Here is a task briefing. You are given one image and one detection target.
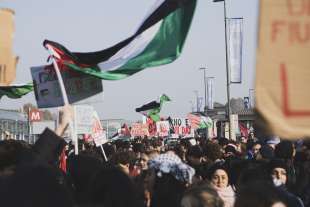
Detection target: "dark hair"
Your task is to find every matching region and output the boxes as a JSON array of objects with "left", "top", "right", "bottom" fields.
[
  {"left": 110, "top": 151, "right": 136, "bottom": 166},
  {"left": 236, "top": 160, "right": 271, "bottom": 189},
  {"left": 66, "top": 154, "right": 103, "bottom": 204},
  {"left": 0, "top": 164, "right": 74, "bottom": 207},
  {"left": 259, "top": 145, "right": 275, "bottom": 160},
  {"left": 133, "top": 143, "right": 146, "bottom": 153},
  {"left": 203, "top": 142, "right": 223, "bottom": 161},
  {"left": 87, "top": 165, "right": 142, "bottom": 207},
  {"left": 234, "top": 181, "right": 287, "bottom": 207},
  {"left": 206, "top": 162, "right": 230, "bottom": 183},
  {"left": 182, "top": 182, "right": 224, "bottom": 207},
  {"left": 0, "top": 139, "right": 32, "bottom": 176},
  {"left": 274, "top": 140, "right": 294, "bottom": 160},
  {"left": 151, "top": 173, "right": 186, "bottom": 207},
  {"left": 187, "top": 145, "right": 203, "bottom": 159}
]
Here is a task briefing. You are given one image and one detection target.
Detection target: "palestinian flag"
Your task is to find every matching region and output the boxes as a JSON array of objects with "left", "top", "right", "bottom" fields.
[
  {"left": 0, "top": 83, "right": 33, "bottom": 99},
  {"left": 43, "top": 0, "right": 197, "bottom": 80},
  {"left": 187, "top": 113, "right": 213, "bottom": 129},
  {"left": 136, "top": 94, "right": 171, "bottom": 122}
]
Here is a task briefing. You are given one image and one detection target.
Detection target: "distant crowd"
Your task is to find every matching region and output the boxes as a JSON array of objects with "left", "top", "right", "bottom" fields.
[{"left": 0, "top": 108, "right": 309, "bottom": 207}]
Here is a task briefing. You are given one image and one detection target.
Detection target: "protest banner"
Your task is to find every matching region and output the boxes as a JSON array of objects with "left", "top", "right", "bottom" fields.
[
  {"left": 256, "top": 0, "right": 310, "bottom": 138},
  {"left": 156, "top": 121, "right": 170, "bottom": 137},
  {"left": 131, "top": 123, "right": 149, "bottom": 137},
  {"left": 0, "top": 9, "right": 17, "bottom": 85},
  {"left": 169, "top": 118, "right": 191, "bottom": 137},
  {"left": 31, "top": 65, "right": 103, "bottom": 108},
  {"left": 74, "top": 105, "right": 94, "bottom": 134},
  {"left": 91, "top": 111, "right": 107, "bottom": 147}
]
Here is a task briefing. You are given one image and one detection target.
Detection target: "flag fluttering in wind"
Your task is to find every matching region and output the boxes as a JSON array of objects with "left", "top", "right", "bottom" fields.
[
  {"left": 136, "top": 94, "right": 171, "bottom": 122},
  {"left": 43, "top": 0, "right": 197, "bottom": 80},
  {"left": 0, "top": 83, "right": 33, "bottom": 99},
  {"left": 187, "top": 113, "right": 213, "bottom": 129}
]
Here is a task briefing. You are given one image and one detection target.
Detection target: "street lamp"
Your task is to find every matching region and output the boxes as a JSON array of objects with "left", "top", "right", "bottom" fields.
[
  {"left": 199, "top": 67, "right": 207, "bottom": 113},
  {"left": 193, "top": 90, "right": 199, "bottom": 112},
  {"left": 214, "top": 0, "right": 232, "bottom": 139}
]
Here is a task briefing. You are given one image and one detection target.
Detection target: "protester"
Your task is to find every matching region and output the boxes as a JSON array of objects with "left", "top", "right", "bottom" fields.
[
  {"left": 181, "top": 182, "right": 224, "bottom": 207},
  {"left": 206, "top": 162, "right": 235, "bottom": 207}
]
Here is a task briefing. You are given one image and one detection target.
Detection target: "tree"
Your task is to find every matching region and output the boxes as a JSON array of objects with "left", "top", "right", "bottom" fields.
[
  {"left": 42, "top": 110, "right": 53, "bottom": 120},
  {"left": 23, "top": 103, "right": 36, "bottom": 113},
  {"left": 225, "top": 98, "right": 245, "bottom": 113},
  {"left": 23, "top": 103, "right": 54, "bottom": 120}
]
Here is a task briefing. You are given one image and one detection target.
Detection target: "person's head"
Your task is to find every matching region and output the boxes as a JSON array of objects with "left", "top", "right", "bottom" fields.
[
  {"left": 240, "top": 136, "right": 247, "bottom": 144},
  {"left": 187, "top": 145, "right": 203, "bottom": 165},
  {"left": 137, "top": 153, "right": 149, "bottom": 170},
  {"left": 181, "top": 183, "right": 224, "bottom": 207},
  {"left": 265, "top": 136, "right": 281, "bottom": 149},
  {"left": 269, "top": 159, "right": 288, "bottom": 187},
  {"left": 203, "top": 142, "right": 223, "bottom": 162},
  {"left": 258, "top": 145, "right": 275, "bottom": 160},
  {"left": 274, "top": 140, "right": 295, "bottom": 160},
  {"left": 252, "top": 142, "right": 261, "bottom": 156},
  {"left": 207, "top": 162, "right": 230, "bottom": 188},
  {"left": 147, "top": 152, "right": 195, "bottom": 207},
  {"left": 224, "top": 144, "right": 237, "bottom": 158},
  {"left": 0, "top": 139, "right": 32, "bottom": 177},
  {"left": 218, "top": 138, "right": 229, "bottom": 148},
  {"left": 234, "top": 181, "right": 287, "bottom": 207},
  {"left": 1, "top": 164, "right": 73, "bottom": 207},
  {"left": 87, "top": 165, "right": 142, "bottom": 207},
  {"left": 110, "top": 151, "right": 136, "bottom": 175}
]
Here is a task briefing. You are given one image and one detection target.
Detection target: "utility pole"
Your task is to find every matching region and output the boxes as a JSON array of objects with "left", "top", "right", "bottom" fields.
[
  {"left": 214, "top": 0, "right": 232, "bottom": 139},
  {"left": 193, "top": 90, "right": 199, "bottom": 112},
  {"left": 199, "top": 67, "right": 207, "bottom": 114}
]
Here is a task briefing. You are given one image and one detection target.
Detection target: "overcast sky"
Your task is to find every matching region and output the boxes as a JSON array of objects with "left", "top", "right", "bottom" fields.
[{"left": 0, "top": 0, "right": 259, "bottom": 121}]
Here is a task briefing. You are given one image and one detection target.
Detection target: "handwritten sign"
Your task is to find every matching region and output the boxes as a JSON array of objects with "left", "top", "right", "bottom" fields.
[
  {"left": 256, "top": 0, "right": 310, "bottom": 138},
  {"left": 131, "top": 123, "right": 149, "bottom": 137},
  {"left": 31, "top": 65, "right": 103, "bottom": 108},
  {"left": 74, "top": 105, "right": 94, "bottom": 134}
]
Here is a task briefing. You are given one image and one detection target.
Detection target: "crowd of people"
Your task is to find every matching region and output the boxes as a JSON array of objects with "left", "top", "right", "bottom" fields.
[{"left": 0, "top": 106, "right": 309, "bottom": 207}]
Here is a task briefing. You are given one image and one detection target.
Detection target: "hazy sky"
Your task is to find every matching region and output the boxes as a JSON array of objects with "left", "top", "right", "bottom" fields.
[{"left": 0, "top": 0, "right": 259, "bottom": 121}]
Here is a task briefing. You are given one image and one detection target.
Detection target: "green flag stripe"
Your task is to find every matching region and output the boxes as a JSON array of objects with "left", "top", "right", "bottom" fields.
[{"left": 65, "top": 0, "right": 196, "bottom": 80}]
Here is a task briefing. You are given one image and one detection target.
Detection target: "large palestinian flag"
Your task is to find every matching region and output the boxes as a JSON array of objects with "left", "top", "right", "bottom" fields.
[
  {"left": 43, "top": 0, "right": 197, "bottom": 80},
  {"left": 136, "top": 94, "right": 171, "bottom": 122},
  {"left": 0, "top": 83, "right": 33, "bottom": 99}
]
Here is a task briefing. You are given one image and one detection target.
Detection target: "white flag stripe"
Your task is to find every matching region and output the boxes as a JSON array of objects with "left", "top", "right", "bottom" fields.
[{"left": 98, "top": 20, "right": 162, "bottom": 71}]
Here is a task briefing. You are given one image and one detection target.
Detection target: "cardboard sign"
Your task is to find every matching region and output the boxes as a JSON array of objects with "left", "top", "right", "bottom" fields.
[
  {"left": 256, "top": 0, "right": 310, "bottom": 138},
  {"left": 31, "top": 65, "right": 103, "bottom": 108},
  {"left": 91, "top": 111, "right": 107, "bottom": 147},
  {"left": 156, "top": 121, "right": 170, "bottom": 137},
  {"left": 0, "top": 9, "right": 17, "bottom": 86},
  {"left": 131, "top": 123, "right": 149, "bottom": 137},
  {"left": 74, "top": 105, "right": 94, "bottom": 134},
  {"left": 169, "top": 118, "right": 191, "bottom": 136}
]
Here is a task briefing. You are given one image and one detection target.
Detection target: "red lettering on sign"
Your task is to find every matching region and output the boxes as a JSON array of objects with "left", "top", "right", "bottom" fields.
[
  {"left": 271, "top": 20, "right": 310, "bottom": 44},
  {"left": 280, "top": 63, "right": 310, "bottom": 117},
  {"left": 287, "top": 0, "right": 310, "bottom": 16},
  {"left": 271, "top": 20, "right": 286, "bottom": 42}
]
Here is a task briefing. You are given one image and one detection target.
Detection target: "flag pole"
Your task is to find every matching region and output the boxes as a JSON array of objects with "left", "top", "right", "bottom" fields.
[
  {"left": 46, "top": 45, "right": 79, "bottom": 155},
  {"left": 100, "top": 145, "right": 108, "bottom": 162}
]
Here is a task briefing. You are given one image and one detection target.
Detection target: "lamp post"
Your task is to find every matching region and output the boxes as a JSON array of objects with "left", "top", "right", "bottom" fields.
[
  {"left": 199, "top": 67, "right": 207, "bottom": 114},
  {"left": 193, "top": 90, "right": 199, "bottom": 112},
  {"left": 214, "top": 0, "right": 232, "bottom": 139}
]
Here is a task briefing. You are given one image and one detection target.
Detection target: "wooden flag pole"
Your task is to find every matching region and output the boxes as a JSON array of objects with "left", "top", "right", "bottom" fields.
[
  {"left": 100, "top": 145, "right": 108, "bottom": 162},
  {"left": 47, "top": 45, "right": 79, "bottom": 155}
]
